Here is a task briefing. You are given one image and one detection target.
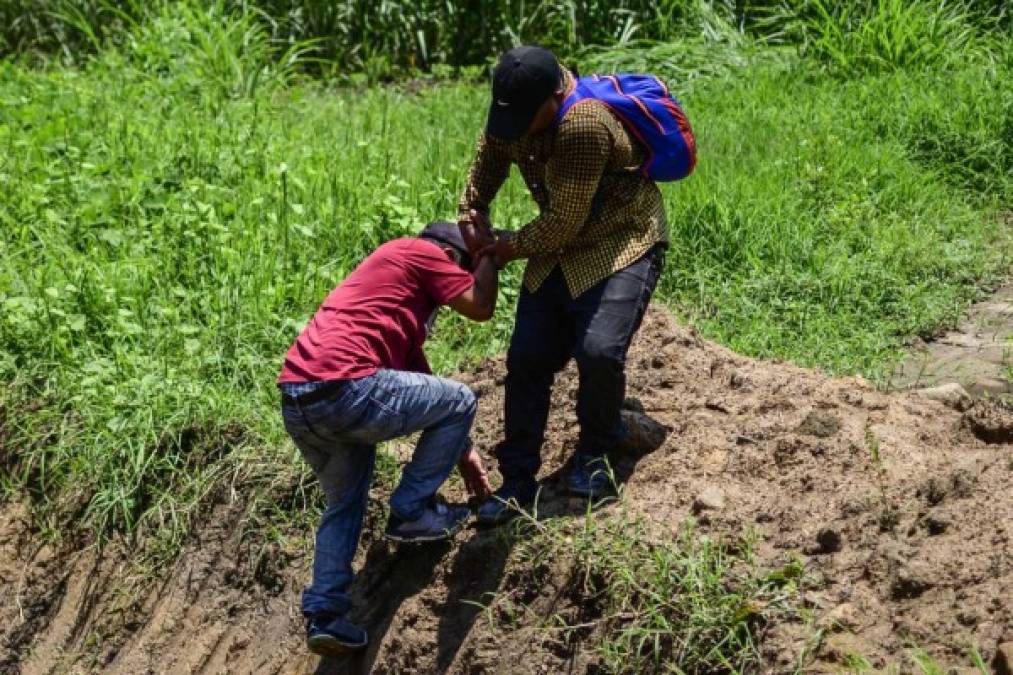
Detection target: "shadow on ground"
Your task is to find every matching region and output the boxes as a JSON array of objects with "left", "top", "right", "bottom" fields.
[
  {"left": 310, "top": 531, "right": 514, "bottom": 675},
  {"left": 312, "top": 539, "right": 449, "bottom": 674},
  {"left": 310, "top": 408, "right": 668, "bottom": 674}
]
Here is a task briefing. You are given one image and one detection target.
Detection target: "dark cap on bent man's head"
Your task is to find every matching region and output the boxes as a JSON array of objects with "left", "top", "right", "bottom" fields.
[
  {"left": 487, "top": 46, "right": 562, "bottom": 141},
  {"left": 419, "top": 221, "right": 472, "bottom": 269}
]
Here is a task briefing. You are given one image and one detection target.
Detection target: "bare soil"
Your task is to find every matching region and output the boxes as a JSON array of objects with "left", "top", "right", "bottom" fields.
[{"left": 2, "top": 306, "right": 1011, "bottom": 674}]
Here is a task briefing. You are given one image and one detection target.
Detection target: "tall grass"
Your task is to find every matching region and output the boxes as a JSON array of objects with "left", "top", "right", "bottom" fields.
[
  {"left": 5, "top": 0, "right": 1008, "bottom": 81},
  {"left": 4, "top": 0, "right": 765, "bottom": 70},
  {"left": 778, "top": 0, "right": 1003, "bottom": 75},
  {"left": 0, "top": 0, "right": 146, "bottom": 64}
]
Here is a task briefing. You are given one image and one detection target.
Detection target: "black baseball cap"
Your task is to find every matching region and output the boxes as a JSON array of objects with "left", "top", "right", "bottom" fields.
[
  {"left": 418, "top": 221, "right": 472, "bottom": 268},
  {"left": 486, "top": 46, "right": 562, "bottom": 141}
]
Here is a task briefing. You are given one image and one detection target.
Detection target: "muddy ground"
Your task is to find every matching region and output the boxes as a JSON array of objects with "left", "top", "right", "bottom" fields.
[
  {"left": 1, "top": 306, "right": 1011, "bottom": 674},
  {"left": 890, "top": 283, "right": 1013, "bottom": 396}
]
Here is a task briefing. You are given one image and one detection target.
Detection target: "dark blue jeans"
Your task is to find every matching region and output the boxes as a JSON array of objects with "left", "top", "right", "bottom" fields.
[
  {"left": 496, "top": 245, "right": 665, "bottom": 484},
  {"left": 281, "top": 370, "right": 476, "bottom": 618}
]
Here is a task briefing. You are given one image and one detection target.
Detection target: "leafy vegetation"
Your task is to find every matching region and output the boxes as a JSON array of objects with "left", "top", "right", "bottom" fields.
[
  {"left": 776, "top": 0, "right": 1006, "bottom": 75},
  {"left": 2, "top": 0, "right": 1009, "bottom": 547},
  {"left": 833, "top": 644, "right": 992, "bottom": 674},
  {"left": 1, "top": 0, "right": 771, "bottom": 71},
  {"left": 10, "top": 0, "right": 1007, "bottom": 76},
  {"left": 0, "top": 4, "right": 1011, "bottom": 669}
]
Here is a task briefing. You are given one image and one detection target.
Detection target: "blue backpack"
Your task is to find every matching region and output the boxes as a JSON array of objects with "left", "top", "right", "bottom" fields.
[{"left": 557, "top": 74, "right": 697, "bottom": 182}]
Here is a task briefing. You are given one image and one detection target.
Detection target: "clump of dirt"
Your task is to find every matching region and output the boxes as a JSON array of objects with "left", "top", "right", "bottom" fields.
[
  {"left": 797, "top": 410, "right": 842, "bottom": 438},
  {"left": 2, "top": 305, "right": 1011, "bottom": 673},
  {"left": 963, "top": 398, "right": 1013, "bottom": 444}
]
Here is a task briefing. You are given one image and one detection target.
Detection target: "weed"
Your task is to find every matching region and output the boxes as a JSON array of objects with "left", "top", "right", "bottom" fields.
[
  {"left": 779, "top": 0, "right": 999, "bottom": 75},
  {"left": 865, "top": 427, "right": 882, "bottom": 467},
  {"left": 909, "top": 644, "right": 990, "bottom": 674},
  {"left": 1, "top": 0, "right": 766, "bottom": 73},
  {"left": 10, "top": 0, "right": 1009, "bottom": 79},
  {"left": 845, "top": 651, "right": 874, "bottom": 671},
  {"left": 877, "top": 505, "right": 900, "bottom": 532},
  {"left": 488, "top": 510, "right": 807, "bottom": 672}
]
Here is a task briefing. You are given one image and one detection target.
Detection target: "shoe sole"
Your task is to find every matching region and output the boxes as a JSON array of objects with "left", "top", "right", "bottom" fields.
[
  {"left": 307, "top": 634, "right": 367, "bottom": 656},
  {"left": 474, "top": 511, "right": 517, "bottom": 527},
  {"left": 383, "top": 518, "right": 467, "bottom": 544},
  {"left": 566, "top": 486, "right": 616, "bottom": 501},
  {"left": 474, "top": 501, "right": 534, "bottom": 527}
]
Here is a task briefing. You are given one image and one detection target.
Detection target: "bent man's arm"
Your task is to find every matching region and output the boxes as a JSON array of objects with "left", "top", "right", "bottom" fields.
[
  {"left": 446, "top": 255, "right": 498, "bottom": 322},
  {"left": 458, "top": 134, "right": 511, "bottom": 252},
  {"left": 511, "top": 113, "right": 611, "bottom": 258}
]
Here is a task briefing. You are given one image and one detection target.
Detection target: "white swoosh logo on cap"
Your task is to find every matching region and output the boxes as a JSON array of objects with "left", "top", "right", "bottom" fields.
[{"left": 496, "top": 100, "right": 510, "bottom": 107}]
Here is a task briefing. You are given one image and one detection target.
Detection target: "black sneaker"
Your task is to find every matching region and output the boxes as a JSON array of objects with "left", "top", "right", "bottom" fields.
[
  {"left": 384, "top": 502, "right": 470, "bottom": 543},
  {"left": 566, "top": 454, "right": 614, "bottom": 500},
  {"left": 306, "top": 614, "right": 368, "bottom": 655},
  {"left": 475, "top": 480, "right": 537, "bottom": 527}
]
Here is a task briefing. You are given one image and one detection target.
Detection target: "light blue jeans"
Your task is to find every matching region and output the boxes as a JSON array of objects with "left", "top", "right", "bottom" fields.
[{"left": 280, "top": 369, "right": 476, "bottom": 618}]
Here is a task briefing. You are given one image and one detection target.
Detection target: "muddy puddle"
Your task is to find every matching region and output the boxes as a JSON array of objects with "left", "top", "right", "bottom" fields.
[{"left": 889, "top": 283, "right": 1013, "bottom": 396}]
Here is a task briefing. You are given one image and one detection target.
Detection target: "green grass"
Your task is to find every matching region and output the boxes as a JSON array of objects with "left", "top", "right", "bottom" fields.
[
  {"left": 779, "top": 0, "right": 1003, "bottom": 76},
  {"left": 658, "top": 64, "right": 1010, "bottom": 373},
  {"left": 483, "top": 507, "right": 809, "bottom": 673},
  {"left": 0, "top": 0, "right": 1010, "bottom": 559},
  {"left": 832, "top": 644, "right": 991, "bottom": 674},
  {"left": 10, "top": 1, "right": 1008, "bottom": 77}
]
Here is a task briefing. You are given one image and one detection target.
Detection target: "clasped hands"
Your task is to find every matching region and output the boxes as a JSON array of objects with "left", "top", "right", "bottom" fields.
[{"left": 459, "top": 209, "right": 518, "bottom": 270}]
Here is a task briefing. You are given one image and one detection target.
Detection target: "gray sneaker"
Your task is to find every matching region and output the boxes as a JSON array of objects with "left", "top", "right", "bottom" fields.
[{"left": 384, "top": 502, "right": 470, "bottom": 543}]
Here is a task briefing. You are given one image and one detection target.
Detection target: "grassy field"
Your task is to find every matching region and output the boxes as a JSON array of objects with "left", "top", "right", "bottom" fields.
[
  {"left": 1, "top": 0, "right": 1010, "bottom": 544},
  {"left": 0, "top": 1, "right": 1011, "bottom": 668}
]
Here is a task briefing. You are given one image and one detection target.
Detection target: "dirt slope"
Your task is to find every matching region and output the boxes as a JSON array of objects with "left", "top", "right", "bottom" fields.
[{"left": 2, "top": 306, "right": 1011, "bottom": 674}]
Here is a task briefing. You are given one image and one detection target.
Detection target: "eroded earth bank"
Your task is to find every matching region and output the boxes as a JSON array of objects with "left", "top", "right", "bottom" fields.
[{"left": 2, "top": 306, "right": 1011, "bottom": 674}]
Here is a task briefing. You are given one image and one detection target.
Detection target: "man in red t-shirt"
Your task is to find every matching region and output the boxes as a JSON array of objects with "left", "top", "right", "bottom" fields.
[{"left": 278, "top": 220, "right": 497, "bottom": 656}]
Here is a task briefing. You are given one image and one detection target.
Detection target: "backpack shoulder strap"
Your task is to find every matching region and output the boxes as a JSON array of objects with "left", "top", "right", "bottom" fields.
[{"left": 554, "top": 75, "right": 597, "bottom": 128}]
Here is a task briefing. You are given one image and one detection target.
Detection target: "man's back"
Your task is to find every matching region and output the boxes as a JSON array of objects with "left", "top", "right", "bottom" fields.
[{"left": 278, "top": 238, "right": 473, "bottom": 383}]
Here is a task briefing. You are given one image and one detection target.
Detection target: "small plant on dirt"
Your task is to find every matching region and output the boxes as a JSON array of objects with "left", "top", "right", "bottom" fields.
[
  {"left": 908, "top": 644, "right": 990, "bottom": 674},
  {"left": 864, "top": 427, "right": 882, "bottom": 468},
  {"left": 877, "top": 504, "right": 900, "bottom": 533},
  {"left": 844, "top": 652, "right": 874, "bottom": 671},
  {"left": 967, "top": 645, "right": 990, "bottom": 674}
]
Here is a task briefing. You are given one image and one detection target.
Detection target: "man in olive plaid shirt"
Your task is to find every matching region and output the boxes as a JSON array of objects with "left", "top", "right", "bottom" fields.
[{"left": 459, "top": 45, "right": 668, "bottom": 524}]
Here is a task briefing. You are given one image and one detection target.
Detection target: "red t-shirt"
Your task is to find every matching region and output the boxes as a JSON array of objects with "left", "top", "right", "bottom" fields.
[{"left": 278, "top": 238, "right": 474, "bottom": 383}]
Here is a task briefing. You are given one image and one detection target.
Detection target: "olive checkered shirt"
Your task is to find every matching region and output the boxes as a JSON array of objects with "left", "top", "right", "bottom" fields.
[{"left": 458, "top": 69, "right": 668, "bottom": 298}]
